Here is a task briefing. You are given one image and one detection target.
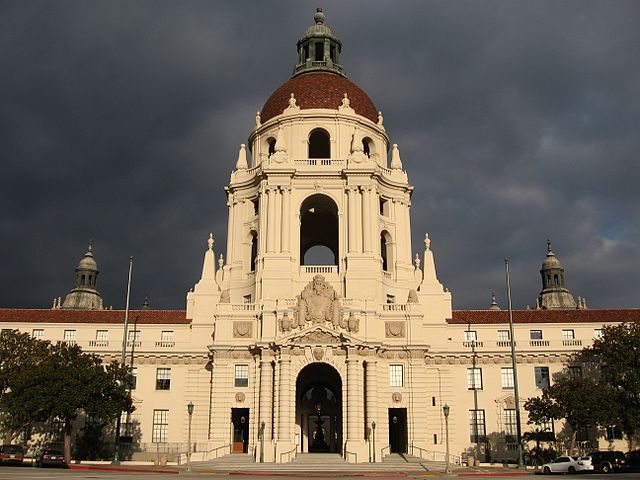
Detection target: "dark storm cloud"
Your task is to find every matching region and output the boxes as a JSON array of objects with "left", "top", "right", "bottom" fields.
[{"left": 1, "top": 0, "right": 638, "bottom": 310}]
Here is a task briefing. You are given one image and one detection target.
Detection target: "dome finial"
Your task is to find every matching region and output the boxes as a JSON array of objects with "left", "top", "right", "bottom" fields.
[
  {"left": 87, "top": 239, "right": 93, "bottom": 254},
  {"left": 489, "top": 292, "right": 501, "bottom": 310},
  {"left": 547, "top": 238, "right": 553, "bottom": 255},
  {"left": 314, "top": 8, "right": 325, "bottom": 24}
]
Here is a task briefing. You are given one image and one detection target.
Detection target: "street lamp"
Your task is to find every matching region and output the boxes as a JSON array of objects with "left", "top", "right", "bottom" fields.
[
  {"left": 187, "top": 402, "right": 194, "bottom": 473},
  {"left": 443, "top": 404, "right": 452, "bottom": 475},
  {"left": 371, "top": 422, "right": 376, "bottom": 463}
]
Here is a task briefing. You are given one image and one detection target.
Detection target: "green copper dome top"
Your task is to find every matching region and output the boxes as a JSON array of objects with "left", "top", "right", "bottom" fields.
[{"left": 293, "top": 8, "right": 345, "bottom": 78}]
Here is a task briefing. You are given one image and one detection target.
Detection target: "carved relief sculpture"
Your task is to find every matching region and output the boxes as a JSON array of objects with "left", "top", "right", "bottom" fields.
[
  {"left": 385, "top": 321, "right": 406, "bottom": 338},
  {"left": 233, "top": 321, "right": 253, "bottom": 338},
  {"left": 294, "top": 275, "right": 343, "bottom": 327}
]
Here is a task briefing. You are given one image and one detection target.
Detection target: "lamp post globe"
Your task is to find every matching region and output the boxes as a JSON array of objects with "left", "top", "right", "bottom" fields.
[{"left": 187, "top": 402, "right": 194, "bottom": 472}]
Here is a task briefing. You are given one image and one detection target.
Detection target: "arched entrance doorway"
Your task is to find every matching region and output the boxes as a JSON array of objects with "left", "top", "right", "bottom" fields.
[{"left": 296, "top": 363, "right": 342, "bottom": 453}]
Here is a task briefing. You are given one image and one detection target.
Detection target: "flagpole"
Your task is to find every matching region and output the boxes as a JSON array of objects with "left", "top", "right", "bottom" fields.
[
  {"left": 505, "top": 259, "right": 524, "bottom": 468},
  {"left": 113, "top": 256, "right": 133, "bottom": 464}
]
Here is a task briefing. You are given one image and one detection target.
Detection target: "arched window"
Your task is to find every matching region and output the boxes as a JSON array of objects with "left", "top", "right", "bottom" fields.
[
  {"left": 300, "top": 194, "right": 338, "bottom": 266},
  {"left": 381, "top": 230, "right": 394, "bottom": 273},
  {"left": 250, "top": 231, "right": 258, "bottom": 272},
  {"left": 362, "top": 137, "right": 375, "bottom": 158},
  {"left": 267, "top": 137, "right": 276, "bottom": 157},
  {"left": 308, "top": 129, "right": 330, "bottom": 159}
]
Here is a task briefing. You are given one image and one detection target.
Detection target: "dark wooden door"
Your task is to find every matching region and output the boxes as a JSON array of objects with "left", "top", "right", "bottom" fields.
[{"left": 388, "top": 408, "right": 407, "bottom": 453}]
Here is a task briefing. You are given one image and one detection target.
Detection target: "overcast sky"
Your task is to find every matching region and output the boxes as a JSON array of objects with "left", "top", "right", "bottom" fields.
[{"left": 2, "top": 1, "right": 639, "bottom": 311}]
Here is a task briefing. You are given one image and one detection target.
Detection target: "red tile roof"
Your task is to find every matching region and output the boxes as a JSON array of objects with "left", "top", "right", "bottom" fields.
[
  {"left": 0, "top": 308, "right": 189, "bottom": 325},
  {"left": 261, "top": 72, "right": 378, "bottom": 123},
  {"left": 450, "top": 309, "right": 640, "bottom": 325}
]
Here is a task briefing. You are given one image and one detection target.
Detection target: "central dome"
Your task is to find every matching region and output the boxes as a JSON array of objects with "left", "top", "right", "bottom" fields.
[{"left": 260, "top": 72, "right": 378, "bottom": 124}]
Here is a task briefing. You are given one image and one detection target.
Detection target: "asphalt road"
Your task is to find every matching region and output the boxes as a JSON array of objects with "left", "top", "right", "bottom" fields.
[{"left": 2, "top": 465, "right": 640, "bottom": 479}]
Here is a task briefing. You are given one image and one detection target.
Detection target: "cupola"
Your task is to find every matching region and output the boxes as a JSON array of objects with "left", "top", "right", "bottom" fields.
[
  {"left": 537, "top": 240, "right": 577, "bottom": 309},
  {"left": 61, "top": 240, "right": 104, "bottom": 310},
  {"left": 293, "top": 8, "right": 345, "bottom": 78}
]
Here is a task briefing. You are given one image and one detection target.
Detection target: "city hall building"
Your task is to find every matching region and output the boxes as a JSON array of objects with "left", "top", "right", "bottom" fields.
[{"left": 1, "top": 10, "right": 638, "bottom": 465}]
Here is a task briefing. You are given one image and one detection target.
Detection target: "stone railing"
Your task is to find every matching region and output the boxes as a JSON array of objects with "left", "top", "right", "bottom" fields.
[
  {"left": 294, "top": 158, "right": 345, "bottom": 167},
  {"left": 382, "top": 304, "right": 407, "bottom": 312},
  {"left": 232, "top": 304, "right": 257, "bottom": 311},
  {"left": 562, "top": 339, "right": 582, "bottom": 347},
  {"left": 155, "top": 341, "right": 175, "bottom": 348},
  {"left": 89, "top": 340, "right": 109, "bottom": 347},
  {"left": 301, "top": 265, "right": 338, "bottom": 274}
]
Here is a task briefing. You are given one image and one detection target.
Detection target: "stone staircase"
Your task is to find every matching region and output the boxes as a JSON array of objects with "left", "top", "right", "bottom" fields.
[{"left": 192, "top": 451, "right": 450, "bottom": 473}]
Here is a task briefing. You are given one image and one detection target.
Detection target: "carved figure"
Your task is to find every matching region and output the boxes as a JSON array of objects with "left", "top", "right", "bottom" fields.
[
  {"left": 295, "top": 275, "right": 342, "bottom": 327},
  {"left": 220, "top": 289, "right": 230, "bottom": 303}
]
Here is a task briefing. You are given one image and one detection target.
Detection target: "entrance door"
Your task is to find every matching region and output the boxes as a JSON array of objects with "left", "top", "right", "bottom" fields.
[
  {"left": 231, "top": 408, "right": 249, "bottom": 453},
  {"left": 388, "top": 408, "right": 407, "bottom": 453}
]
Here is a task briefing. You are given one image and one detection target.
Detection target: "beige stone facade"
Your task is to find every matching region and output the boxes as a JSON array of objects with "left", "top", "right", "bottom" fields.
[{"left": 1, "top": 10, "right": 639, "bottom": 465}]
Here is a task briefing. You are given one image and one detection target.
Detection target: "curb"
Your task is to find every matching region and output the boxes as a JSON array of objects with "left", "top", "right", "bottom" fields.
[{"left": 69, "top": 464, "right": 180, "bottom": 474}]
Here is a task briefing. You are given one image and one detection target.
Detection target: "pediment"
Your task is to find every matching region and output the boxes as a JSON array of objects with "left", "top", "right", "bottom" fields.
[{"left": 283, "top": 325, "right": 358, "bottom": 345}]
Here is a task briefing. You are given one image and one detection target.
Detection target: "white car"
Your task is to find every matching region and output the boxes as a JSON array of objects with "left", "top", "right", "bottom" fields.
[{"left": 542, "top": 455, "right": 594, "bottom": 474}]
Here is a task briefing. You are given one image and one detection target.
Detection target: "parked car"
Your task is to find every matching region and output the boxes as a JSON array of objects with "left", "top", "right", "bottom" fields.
[
  {"left": 35, "top": 449, "right": 66, "bottom": 468},
  {"left": 0, "top": 444, "right": 25, "bottom": 465},
  {"left": 542, "top": 455, "right": 594, "bottom": 474},
  {"left": 586, "top": 451, "right": 627, "bottom": 473},
  {"left": 626, "top": 450, "right": 640, "bottom": 472}
]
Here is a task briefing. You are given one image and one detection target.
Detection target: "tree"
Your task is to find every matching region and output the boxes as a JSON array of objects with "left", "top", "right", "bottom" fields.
[
  {"left": 524, "top": 373, "right": 613, "bottom": 454},
  {"left": 580, "top": 322, "right": 640, "bottom": 450},
  {"left": 0, "top": 330, "right": 133, "bottom": 462}
]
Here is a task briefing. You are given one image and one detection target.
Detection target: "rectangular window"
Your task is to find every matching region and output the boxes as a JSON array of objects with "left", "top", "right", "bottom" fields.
[
  {"left": 160, "top": 330, "right": 174, "bottom": 343},
  {"left": 535, "top": 366, "right": 550, "bottom": 389},
  {"left": 464, "top": 330, "right": 477, "bottom": 342},
  {"left": 64, "top": 329, "right": 76, "bottom": 341},
  {"left": 152, "top": 409, "right": 168, "bottom": 443},
  {"left": 497, "top": 330, "right": 510, "bottom": 341},
  {"left": 129, "top": 367, "right": 137, "bottom": 390},
  {"left": 467, "top": 368, "right": 483, "bottom": 390},
  {"left": 469, "top": 409, "right": 486, "bottom": 442},
  {"left": 243, "top": 294, "right": 252, "bottom": 304},
  {"left": 568, "top": 365, "right": 582, "bottom": 378},
  {"left": 128, "top": 330, "right": 141, "bottom": 342},
  {"left": 562, "top": 329, "right": 575, "bottom": 340},
  {"left": 32, "top": 328, "right": 44, "bottom": 339},
  {"left": 504, "top": 409, "right": 517, "bottom": 442},
  {"left": 501, "top": 367, "right": 514, "bottom": 389},
  {"left": 120, "top": 412, "right": 134, "bottom": 437},
  {"left": 537, "top": 420, "right": 555, "bottom": 441},
  {"left": 234, "top": 364, "right": 249, "bottom": 387},
  {"left": 156, "top": 368, "right": 171, "bottom": 390},
  {"left": 606, "top": 425, "right": 623, "bottom": 440},
  {"left": 593, "top": 328, "right": 603, "bottom": 339},
  {"left": 386, "top": 294, "right": 395, "bottom": 304},
  {"left": 389, "top": 364, "right": 404, "bottom": 387},
  {"left": 530, "top": 330, "right": 543, "bottom": 340},
  {"left": 96, "top": 330, "right": 108, "bottom": 341}
]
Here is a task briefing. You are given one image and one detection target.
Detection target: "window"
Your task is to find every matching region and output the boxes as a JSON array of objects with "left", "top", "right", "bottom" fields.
[
  {"left": 266, "top": 138, "right": 276, "bottom": 158},
  {"left": 530, "top": 330, "right": 543, "bottom": 340},
  {"left": 32, "top": 329, "right": 44, "bottom": 339},
  {"left": 562, "top": 329, "right": 575, "bottom": 340},
  {"left": 120, "top": 412, "right": 134, "bottom": 437},
  {"left": 96, "top": 330, "right": 108, "bottom": 341},
  {"left": 606, "top": 425, "right": 623, "bottom": 440},
  {"left": 156, "top": 368, "right": 171, "bottom": 390},
  {"left": 467, "top": 368, "right": 483, "bottom": 390},
  {"left": 243, "top": 295, "right": 252, "bottom": 304},
  {"left": 234, "top": 364, "right": 249, "bottom": 387},
  {"left": 128, "top": 330, "right": 141, "bottom": 342},
  {"left": 501, "top": 367, "right": 514, "bottom": 389},
  {"left": 497, "top": 330, "right": 510, "bottom": 341},
  {"left": 389, "top": 364, "right": 404, "bottom": 387},
  {"left": 464, "top": 330, "right": 477, "bottom": 342},
  {"left": 129, "top": 367, "right": 137, "bottom": 390},
  {"left": 152, "top": 409, "right": 168, "bottom": 443},
  {"left": 386, "top": 294, "right": 395, "bottom": 304},
  {"left": 160, "top": 331, "right": 174, "bottom": 343},
  {"left": 537, "top": 420, "right": 555, "bottom": 441},
  {"left": 250, "top": 231, "right": 258, "bottom": 272},
  {"left": 593, "top": 328, "right": 603, "bottom": 339},
  {"left": 379, "top": 198, "right": 388, "bottom": 216},
  {"left": 504, "top": 409, "right": 517, "bottom": 442},
  {"left": 469, "top": 409, "right": 486, "bottom": 442},
  {"left": 535, "top": 366, "right": 550, "bottom": 389},
  {"left": 314, "top": 41, "right": 324, "bottom": 61},
  {"left": 64, "top": 329, "right": 76, "bottom": 341},
  {"left": 568, "top": 365, "right": 582, "bottom": 378}
]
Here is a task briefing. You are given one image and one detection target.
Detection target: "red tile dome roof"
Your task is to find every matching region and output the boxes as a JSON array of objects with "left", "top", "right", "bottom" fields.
[{"left": 261, "top": 72, "right": 378, "bottom": 123}]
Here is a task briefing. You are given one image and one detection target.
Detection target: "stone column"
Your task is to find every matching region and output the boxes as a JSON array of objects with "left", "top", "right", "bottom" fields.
[
  {"left": 274, "top": 188, "right": 282, "bottom": 253},
  {"left": 281, "top": 187, "right": 291, "bottom": 253},
  {"left": 266, "top": 187, "right": 276, "bottom": 253},
  {"left": 365, "top": 360, "right": 378, "bottom": 460},
  {"left": 277, "top": 351, "right": 292, "bottom": 442},
  {"left": 346, "top": 355, "right": 363, "bottom": 442},
  {"left": 347, "top": 188, "right": 357, "bottom": 253},
  {"left": 355, "top": 188, "right": 363, "bottom": 252},
  {"left": 226, "top": 194, "right": 235, "bottom": 265},
  {"left": 259, "top": 357, "right": 274, "bottom": 442},
  {"left": 362, "top": 187, "right": 372, "bottom": 253}
]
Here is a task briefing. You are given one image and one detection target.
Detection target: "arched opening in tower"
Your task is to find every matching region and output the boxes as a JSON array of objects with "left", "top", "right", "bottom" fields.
[
  {"left": 295, "top": 362, "right": 342, "bottom": 453},
  {"left": 308, "top": 129, "right": 330, "bottom": 159},
  {"left": 300, "top": 194, "right": 338, "bottom": 266}
]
